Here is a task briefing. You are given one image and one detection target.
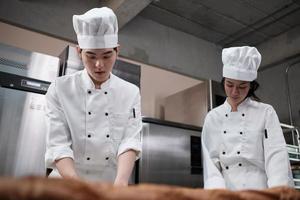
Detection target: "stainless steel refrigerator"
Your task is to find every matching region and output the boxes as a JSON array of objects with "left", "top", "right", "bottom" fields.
[
  {"left": 0, "top": 43, "right": 59, "bottom": 176},
  {"left": 138, "top": 118, "right": 203, "bottom": 188}
]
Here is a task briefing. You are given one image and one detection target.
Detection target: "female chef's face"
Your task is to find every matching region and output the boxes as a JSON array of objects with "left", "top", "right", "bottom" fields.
[
  {"left": 224, "top": 78, "right": 250, "bottom": 106},
  {"left": 79, "top": 47, "right": 119, "bottom": 87}
]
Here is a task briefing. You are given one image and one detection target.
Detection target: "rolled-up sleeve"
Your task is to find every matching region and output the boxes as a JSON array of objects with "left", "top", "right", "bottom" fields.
[
  {"left": 45, "top": 82, "right": 74, "bottom": 169},
  {"left": 263, "top": 106, "right": 294, "bottom": 187},
  {"left": 117, "top": 90, "right": 142, "bottom": 159}
]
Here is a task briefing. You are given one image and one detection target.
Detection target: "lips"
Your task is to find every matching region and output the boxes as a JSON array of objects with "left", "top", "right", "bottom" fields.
[{"left": 94, "top": 71, "right": 106, "bottom": 75}]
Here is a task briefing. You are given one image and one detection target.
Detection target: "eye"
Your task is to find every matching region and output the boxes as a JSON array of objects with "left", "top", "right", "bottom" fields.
[
  {"left": 226, "top": 84, "right": 233, "bottom": 88},
  {"left": 103, "top": 53, "right": 113, "bottom": 59},
  {"left": 239, "top": 85, "right": 248, "bottom": 89},
  {"left": 86, "top": 54, "right": 96, "bottom": 59}
]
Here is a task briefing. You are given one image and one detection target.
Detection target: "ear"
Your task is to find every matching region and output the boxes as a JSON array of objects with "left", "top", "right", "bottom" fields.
[{"left": 76, "top": 45, "right": 82, "bottom": 59}]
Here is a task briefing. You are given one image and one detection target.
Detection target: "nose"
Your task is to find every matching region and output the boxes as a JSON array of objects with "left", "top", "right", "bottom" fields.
[
  {"left": 232, "top": 86, "right": 239, "bottom": 95},
  {"left": 95, "top": 59, "right": 104, "bottom": 69}
]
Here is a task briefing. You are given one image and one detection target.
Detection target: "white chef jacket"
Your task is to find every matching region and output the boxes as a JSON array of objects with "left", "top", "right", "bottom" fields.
[
  {"left": 45, "top": 69, "right": 142, "bottom": 182},
  {"left": 202, "top": 97, "right": 294, "bottom": 190}
]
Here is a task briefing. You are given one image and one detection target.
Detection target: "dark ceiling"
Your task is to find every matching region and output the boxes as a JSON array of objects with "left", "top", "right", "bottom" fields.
[{"left": 140, "top": 0, "right": 300, "bottom": 47}]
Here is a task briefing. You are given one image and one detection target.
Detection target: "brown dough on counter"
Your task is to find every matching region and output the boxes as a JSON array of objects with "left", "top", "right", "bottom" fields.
[{"left": 0, "top": 176, "right": 299, "bottom": 200}]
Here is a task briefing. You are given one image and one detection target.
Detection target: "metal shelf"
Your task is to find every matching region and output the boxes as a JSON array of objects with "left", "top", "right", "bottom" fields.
[
  {"left": 293, "top": 179, "right": 300, "bottom": 190},
  {"left": 290, "top": 157, "right": 300, "bottom": 167}
]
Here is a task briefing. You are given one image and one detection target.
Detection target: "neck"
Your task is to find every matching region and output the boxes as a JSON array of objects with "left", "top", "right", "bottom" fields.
[
  {"left": 227, "top": 98, "right": 244, "bottom": 112},
  {"left": 89, "top": 76, "right": 107, "bottom": 89},
  {"left": 94, "top": 82, "right": 101, "bottom": 89},
  {"left": 229, "top": 101, "right": 238, "bottom": 112},
  {"left": 90, "top": 78, "right": 103, "bottom": 89},
  {"left": 87, "top": 72, "right": 111, "bottom": 89}
]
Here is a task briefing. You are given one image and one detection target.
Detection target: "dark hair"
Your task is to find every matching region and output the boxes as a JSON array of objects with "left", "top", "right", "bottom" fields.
[{"left": 221, "top": 78, "right": 260, "bottom": 101}]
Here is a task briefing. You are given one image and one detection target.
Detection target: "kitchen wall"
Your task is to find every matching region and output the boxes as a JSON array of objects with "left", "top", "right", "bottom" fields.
[
  {"left": 164, "top": 82, "right": 208, "bottom": 127},
  {"left": 257, "top": 62, "right": 300, "bottom": 128},
  {"left": 118, "top": 58, "right": 203, "bottom": 121},
  {"left": 0, "top": 22, "right": 74, "bottom": 56}
]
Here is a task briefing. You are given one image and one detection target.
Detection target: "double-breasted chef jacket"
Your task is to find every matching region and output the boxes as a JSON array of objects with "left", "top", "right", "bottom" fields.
[
  {"left": 45, "top": 69, "right": 142, "bottom": 182},
  {"left": 202, "top": 97, "right": 294, "bottom": 190}
]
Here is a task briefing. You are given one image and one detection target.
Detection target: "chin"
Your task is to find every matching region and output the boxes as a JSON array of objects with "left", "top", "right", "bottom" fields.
[
  {"left": 94, "top": 73, "right": 108, "bottom": 79},
  {"left": 231, "top": 98, "right": 242, "bottom": 104}
]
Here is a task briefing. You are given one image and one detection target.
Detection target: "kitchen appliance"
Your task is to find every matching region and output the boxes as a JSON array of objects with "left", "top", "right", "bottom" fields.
[
  {"left": 139, "top": 118, "right": 203, "bottom": 188},
  {"left": 0, "top": 43, "right": 60, "bottom": 176}
]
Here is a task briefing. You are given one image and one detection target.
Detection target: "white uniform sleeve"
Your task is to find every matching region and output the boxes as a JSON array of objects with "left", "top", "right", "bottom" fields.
[
  {"left": 202, "top": 114, "right": 226, "bottom": 189},
  {"left": 263, "top": 106, "right": 294, "bottom": 187},
  {"left": 45, "top": 81, "right": 74, "bottom": 169},
  {"left": 117, "top": 89, "right": 142, "bottom": 159}
]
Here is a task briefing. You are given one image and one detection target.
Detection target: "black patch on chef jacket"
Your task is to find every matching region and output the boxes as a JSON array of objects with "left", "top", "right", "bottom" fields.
[
  {"left": 133, "top": 108, "right": 136, "bottom": 118},
  {"left": 264, "top": 129, "right": 268, "bottom": 139}
]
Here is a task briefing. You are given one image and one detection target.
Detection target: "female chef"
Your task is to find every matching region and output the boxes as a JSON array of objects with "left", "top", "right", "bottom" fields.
[
  {"left": 202, "top": 46, "right": 294, "bottom": 190},
  {"left": 45, "top": 7, "right": 142, "bottom": 186}
]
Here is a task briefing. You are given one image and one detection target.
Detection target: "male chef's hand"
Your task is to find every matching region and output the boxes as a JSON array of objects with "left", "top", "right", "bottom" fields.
[{"left": 114, "top": 150, "right": 137, "bottom": 187}]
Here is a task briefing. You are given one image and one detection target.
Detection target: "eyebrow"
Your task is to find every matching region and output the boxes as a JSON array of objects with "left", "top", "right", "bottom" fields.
[
  {"left": 85, "top": 51, "right": 96, "bottom": 55},
  {"left": 85, "top": 50, "right": 113, "bottom": 56},
  {"left": 102, "top": 50, "right": 113, "bottom": 55},
  {"left": 226, "top": 81, "right": 248, "bottom": 86}
]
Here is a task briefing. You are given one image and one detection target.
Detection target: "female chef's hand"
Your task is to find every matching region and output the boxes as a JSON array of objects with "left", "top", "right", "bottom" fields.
[
  {"left": 114, "top": 179, "right": 128, "bottom": 186},
  {"left": 55, "top": 157, "right": 80, "bottom": 180}
]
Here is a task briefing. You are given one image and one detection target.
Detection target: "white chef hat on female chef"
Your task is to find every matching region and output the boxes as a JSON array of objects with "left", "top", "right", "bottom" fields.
[
  {"left": 73, "top": 7, "right": 118, "bottom": 49},
  {"left": 222, "top": 46, "right": 262, "bottom": 81}
]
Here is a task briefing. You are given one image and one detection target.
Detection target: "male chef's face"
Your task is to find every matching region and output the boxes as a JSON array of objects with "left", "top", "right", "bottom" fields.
[
  {"left": 78, "top": 46, "right": 119, "bottom": 87},
  {"left": 224, "top": 78, "right": 250, "bottom": 106}
]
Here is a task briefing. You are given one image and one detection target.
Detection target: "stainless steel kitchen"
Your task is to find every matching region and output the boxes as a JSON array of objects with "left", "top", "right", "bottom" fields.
[{"left": 0, "top": 0, "right": 300, "bottom": 199}]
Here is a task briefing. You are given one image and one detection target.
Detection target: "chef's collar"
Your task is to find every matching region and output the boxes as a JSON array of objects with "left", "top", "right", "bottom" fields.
[
  {"left": 224, "top": 97, "right": 250, "bottom": 112},
  {"left": 81, "top": 68, "right": 112, "bottom": 90}
]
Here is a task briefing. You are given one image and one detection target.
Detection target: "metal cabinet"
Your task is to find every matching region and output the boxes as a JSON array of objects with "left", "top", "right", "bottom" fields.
[
  {"left": 137, "top": 118, "right": 203, "bottom": 188},
  {"left": 0, "top": 43, "right": 59, "bottom": 176}
]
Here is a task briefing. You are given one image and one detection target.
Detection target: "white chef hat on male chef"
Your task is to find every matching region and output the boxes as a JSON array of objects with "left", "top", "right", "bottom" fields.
[
  {"left": 222, "top": 46, "right": 262, "bottom": 81},
  {"left": 72, "top": 7, "right": 118, "bottom": 49}
]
